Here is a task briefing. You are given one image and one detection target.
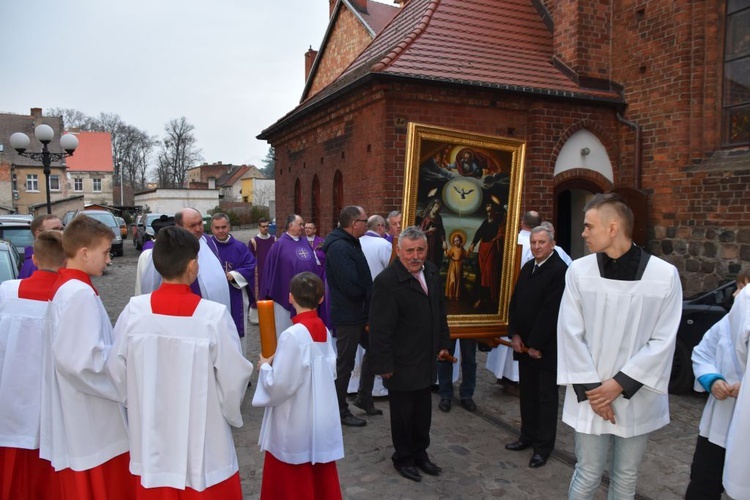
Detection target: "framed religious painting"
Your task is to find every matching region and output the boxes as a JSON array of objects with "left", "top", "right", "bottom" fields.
[{"left": 401, "top": 123, "right": 526, "bottom": 339}]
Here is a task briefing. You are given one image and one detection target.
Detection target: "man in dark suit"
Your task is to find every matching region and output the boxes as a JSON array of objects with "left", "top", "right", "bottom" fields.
[
  {"left": 369, "top": 226, "right": 451, "bottom": 482},
  {"left": 504, "top": 225, "right": 568, "bottom": 468}
]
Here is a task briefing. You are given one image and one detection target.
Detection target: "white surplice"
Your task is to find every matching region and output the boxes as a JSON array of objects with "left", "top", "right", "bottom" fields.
[
  {"left": 252, "top": 323, "right": 344, "bottom": 465},
  {"left": 0, "top": 280, "right": 48, "bottom": 449},
  {"left": 135, "top": 236, "right": 231, "bottom": 312},
  {"left": 692, "top": 288, "right": 748, "bottom": 448},
  {"left": 557, "top": 253, "right": 682, "bottom": 437},
  {"left": 723, "top": 287, "right": 750, "bottom": 499},
  {"left": 39, "top": 279, "right": 129, "bottom": 471},
  {"left": 107, "top": 294, "right": 253, "bottom": 491}
]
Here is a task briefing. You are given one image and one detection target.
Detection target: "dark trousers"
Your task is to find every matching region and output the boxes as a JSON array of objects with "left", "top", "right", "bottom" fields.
[
  {"left": 518, "top": 357, "right": 558, "bottom": 458},
  {"left": 388, "top": 387, "right": 432, "bottom": 467},
  {"left": 685, "top": 435, "right": 726, "bottom": 500},
  {"left": 437, "top": 338, "right": 477, "bottom": 400},
  {"left": 334, "top": 322, "right": 373, "bottom": 416}
]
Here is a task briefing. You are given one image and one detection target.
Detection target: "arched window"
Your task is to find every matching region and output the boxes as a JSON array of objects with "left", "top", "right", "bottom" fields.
[
  {"left": 724, "top": 1, "right": 750, "bottom": 146},
  {"left": 294, "top": 178, "right": 301, "bottom": 216},
  {"left": 332, "top": 170, "right": 343, "bottom": 230},
  {"left": 311, "top": 174, "right": 321, "bottom": 228}
]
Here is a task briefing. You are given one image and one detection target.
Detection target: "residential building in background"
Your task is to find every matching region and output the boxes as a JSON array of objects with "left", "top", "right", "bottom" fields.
[{"left": 65, "top": 131, "right": 114, "bottom": 207}]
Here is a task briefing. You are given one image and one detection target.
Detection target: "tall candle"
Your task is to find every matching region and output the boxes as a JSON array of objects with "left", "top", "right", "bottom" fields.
[{"left": 257, "top": 300, "right": 277, "bottom": 357}]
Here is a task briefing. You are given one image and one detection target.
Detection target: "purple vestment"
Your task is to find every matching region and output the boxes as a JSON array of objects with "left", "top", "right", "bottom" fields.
[
  {"left": 259, "top": 233, "right": 323, "bottom": 313},
  {"left": 209, "top": 235, "right": 256, "bottom": 337},
  {"left": 19, "top": 246, "right": 36, "bottom": 279},
  {"left": 142, "top": 239, "right": 154, "bottom": 251},
  {"left": 249, "top": 234, "right": 276, "bottom": 307},
  {"left": 306, "top": 235, "right": 326, "bottom": 268}
]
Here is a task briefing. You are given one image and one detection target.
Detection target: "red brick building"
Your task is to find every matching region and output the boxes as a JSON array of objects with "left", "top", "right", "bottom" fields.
[{"left": 259, "top": 0, "right": 750, "bottom": 295}]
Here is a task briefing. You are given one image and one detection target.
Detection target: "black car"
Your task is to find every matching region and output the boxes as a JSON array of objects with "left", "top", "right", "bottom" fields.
[{"left": 669, "top": 280, "right": 737, "bottom": 394}]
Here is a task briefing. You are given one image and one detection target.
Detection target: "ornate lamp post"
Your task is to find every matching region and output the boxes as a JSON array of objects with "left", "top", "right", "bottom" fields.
[{"left": 10, "top": 124, "right": 78, "bottom": 214}]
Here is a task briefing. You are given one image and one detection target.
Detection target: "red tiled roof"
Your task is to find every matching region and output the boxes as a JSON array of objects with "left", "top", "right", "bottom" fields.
[
  {"left": 261, "top": 0, "right": 623, "bottom": 138},
  {"left": 358, "top": 0, "right": 400, "bottom": 34},
  {"left": 65, "top": 132, "right": 114, "bottom": 172}
]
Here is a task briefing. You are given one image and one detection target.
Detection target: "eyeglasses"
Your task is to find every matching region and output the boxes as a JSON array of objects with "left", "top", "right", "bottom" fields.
[{"left": 356, "top": 219, "right": 367, "bottom": 224}]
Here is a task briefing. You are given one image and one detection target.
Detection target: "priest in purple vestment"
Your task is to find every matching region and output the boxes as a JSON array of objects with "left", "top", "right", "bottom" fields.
[
  {"left": 248, "top": 218, "right": 276, "bottom": 324},
  {"left": 259, "top": 214, "right": 324, "bottom": 334},
  {"left": 209, "top": 213, "right": 256, "bottom": 357},
  {"left": 304, "top": 221, "right": 326, "bottom": 267}
]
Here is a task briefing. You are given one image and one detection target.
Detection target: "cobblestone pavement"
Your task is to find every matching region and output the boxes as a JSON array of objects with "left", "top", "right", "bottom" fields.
[{"left": 93, "top": 230, "right": 711, "bottom": 499}]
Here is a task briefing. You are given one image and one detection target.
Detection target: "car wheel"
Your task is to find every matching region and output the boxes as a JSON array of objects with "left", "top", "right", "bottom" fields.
[
  {"left": 668, "top": 339, "right": 694, "bottom": 394},
  {"left": 136, "top": 238, "right": 143, "bottom": 251}
]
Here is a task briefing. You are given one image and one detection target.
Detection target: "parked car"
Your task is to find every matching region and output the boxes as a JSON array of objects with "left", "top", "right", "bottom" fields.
[
  {"left": 135, "top": 213, "right": 175, "bottom": 250},
  {"left": 75, "top": 210, "right": 124, "bottom": 257},
  {"left": 0, "top": 220, "right": 33, "bottom": 261},
  {"left": 0, "top": 239, "right": 22, "bottom": 283},
  {"left": 61, "top": 210, "right": 76, "bottom": 227},
  {"left": 669, "top": 280, "right": 737, "bottom": 394},
  {"left": 0, "top": 214, "right": 33, "bottom": 224},
  {"left": 116, "top": 216, "right": 128, "bottom": 239}
]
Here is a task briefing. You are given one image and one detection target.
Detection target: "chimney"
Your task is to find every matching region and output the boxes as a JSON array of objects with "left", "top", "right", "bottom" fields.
[
  {"left": 350, "top": 0, "right": 367, "bottom": 12},
  {"left": 553, "top": 0, "right": 612, "bottom": 86},
  {"left": 305, "top": 46, "right": 318, "bottom": 82},
  {"left": 394, "top": 0, "right": 408, "bottom": 7},
  {"left": 30, "top": 107, "right": 43, "bottom": 118}
]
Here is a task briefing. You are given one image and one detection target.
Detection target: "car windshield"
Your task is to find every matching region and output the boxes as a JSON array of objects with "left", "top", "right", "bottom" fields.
[
  {"left": 0, "top": 228, "right": 33, "bottom": 249},
  {"left": 0, "top": 248, "right": 14, "bottom": 282},
  {"left": 85, "top": 213, "right": 117, "bottom": 228}
]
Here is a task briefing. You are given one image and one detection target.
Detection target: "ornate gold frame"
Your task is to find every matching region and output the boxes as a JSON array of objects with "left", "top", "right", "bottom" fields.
[{"left": 402, "top": 123, "right": 526, "bottom": 339}]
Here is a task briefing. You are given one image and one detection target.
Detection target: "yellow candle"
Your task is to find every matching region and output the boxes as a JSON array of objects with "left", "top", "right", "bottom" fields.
[{"left": 257, "top": 300, "right": 277, "bottom": 357}]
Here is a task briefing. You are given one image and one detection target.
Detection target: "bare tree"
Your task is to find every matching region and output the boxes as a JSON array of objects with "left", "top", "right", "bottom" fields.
[
  {"left": 156, "top": 117, "right": 203, "bottom": 188},
  {"left": 253, "top": 182, "right": 275, "bottom": 207},
  {"left": 45, "top": 108, "right": 97, "bottom": 130}
]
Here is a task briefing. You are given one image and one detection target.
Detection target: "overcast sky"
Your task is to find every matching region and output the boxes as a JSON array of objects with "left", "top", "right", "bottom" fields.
[{"left": 0, "top": 0, "right": 387, "bottom": 169}]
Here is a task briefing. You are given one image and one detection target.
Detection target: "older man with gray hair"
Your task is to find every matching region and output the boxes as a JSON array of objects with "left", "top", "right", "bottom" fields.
[{"left": 370, "top": 226, "right": 451, "bottom": 482}]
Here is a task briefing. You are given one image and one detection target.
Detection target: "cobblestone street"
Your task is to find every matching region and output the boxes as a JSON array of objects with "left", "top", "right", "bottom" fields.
[{"left": 93, "top": 230, "right": 710, "bottom": 499}]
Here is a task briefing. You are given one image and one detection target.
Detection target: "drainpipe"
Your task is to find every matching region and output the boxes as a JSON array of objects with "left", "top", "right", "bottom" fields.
[{"left": 616, "top": 113, "right": 642, "bottom": 190}]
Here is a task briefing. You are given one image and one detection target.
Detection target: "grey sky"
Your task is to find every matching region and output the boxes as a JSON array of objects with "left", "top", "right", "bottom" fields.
[{"left": 0, "top": 0, "right": 359, "bottom": 169}]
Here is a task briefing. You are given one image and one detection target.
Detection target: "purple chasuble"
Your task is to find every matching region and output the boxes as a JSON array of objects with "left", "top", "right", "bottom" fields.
[
  {"left": 249, "top": 234, "right": 276, "bottom": 306},
  {"left": 307, "top": 235, "right": 326, "bottom": 268},
  {"left": 19, "top": 246, "right": 36, "bottom": 279},
  {"left": 209, "top": 235, "right": 256, "bottom": 337},
  {"left": 259, "top": 233, "right": 323, "bottom": 313}
]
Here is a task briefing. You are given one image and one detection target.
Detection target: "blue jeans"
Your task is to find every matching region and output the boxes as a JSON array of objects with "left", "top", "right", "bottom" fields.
[
  {"left": 437, "top": 339, "right": 477, "bottom": 400},
  {"left": 569, "top": 432, "right": 650, "bottom": 500}
]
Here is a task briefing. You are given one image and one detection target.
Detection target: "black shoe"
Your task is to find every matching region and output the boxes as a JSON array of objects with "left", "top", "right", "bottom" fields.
[
  {"left": 504, "top": 440, "right": 531, "bottom": 451},
  {"left": 529, "top": 454, "right": 548, "bottom": 468},
  {"left": 460, "top": 398, "right": 477, "bottom": 412},
  {"left": 352, "top": 397, "right": 383, "bottom": 416},
  {"left": 394, "top": 463, "right": 421, "bottom": 482},
  {"left": 438, "top": 399, "right": 451, "bottom": 412},
  {"left": 340, "top": 413, "right": 367, "bottom": 427},
  {"left": 415, "top": 459, "right": 442, "bottom": 476}
]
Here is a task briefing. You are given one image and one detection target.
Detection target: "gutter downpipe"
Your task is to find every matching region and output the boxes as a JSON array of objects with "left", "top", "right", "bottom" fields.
[{"left": 616, "top": 113, "right": 642, "bottom": 190}]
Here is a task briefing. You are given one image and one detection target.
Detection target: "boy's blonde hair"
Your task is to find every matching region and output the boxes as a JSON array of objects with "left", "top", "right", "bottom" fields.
[
  {"left": 33, "top": 230, "right": 66, "bottom": 269},
  {"left": 62, "top": 215, "right": 113, "bottom": 258}
]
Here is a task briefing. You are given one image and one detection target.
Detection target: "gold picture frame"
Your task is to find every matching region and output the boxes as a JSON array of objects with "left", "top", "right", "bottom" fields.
[{"left": 402, "top": 123, "right": 526, "bottom": 339}]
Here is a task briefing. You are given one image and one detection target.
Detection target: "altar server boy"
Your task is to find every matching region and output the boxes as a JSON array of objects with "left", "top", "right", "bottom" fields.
[
  {"left": 685, "top": 273, "right": 748, "bottom": 499},
  {"left": 108, "top": 225, "right": 253, "bottom": 498},
  {"left": 253, "top": 271, "right": 343, "bottom": 500},
  {"left": 41, "top": 215, "right": 134, "bottom": 498},
  {"left": 0, "top": 231, "right": 65, "bottom": 499}
]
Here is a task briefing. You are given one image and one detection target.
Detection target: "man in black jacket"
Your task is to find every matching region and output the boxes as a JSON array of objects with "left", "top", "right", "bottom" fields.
[
  {"left": 504, "top": 225, "right": 567, "bottom": 468},
  {"left": 321, "top": 205, "right": 377, "bottom": 427},
  {"left": 369, "top": 226, "right": 451, "bottom": 482}
]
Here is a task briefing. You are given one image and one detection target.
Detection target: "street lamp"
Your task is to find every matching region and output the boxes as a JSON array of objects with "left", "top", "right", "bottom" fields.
[{"left": 10, "top": 124, "right": 78, "bottom": 214}]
